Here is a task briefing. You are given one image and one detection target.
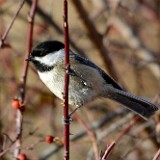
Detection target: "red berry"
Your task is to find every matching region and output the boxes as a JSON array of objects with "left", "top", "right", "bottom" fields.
[
  {"left": 12, "top": 99, "right": 25, "bottom": 112},
  {"left": 17, "top": 153, "right": 27, "bottom": 160},
  {"left": 12, "top": 99, "right": 20, "bottom": 109},
  {"left": 45, "top": 135, "right": 54, "bottom": 144}
]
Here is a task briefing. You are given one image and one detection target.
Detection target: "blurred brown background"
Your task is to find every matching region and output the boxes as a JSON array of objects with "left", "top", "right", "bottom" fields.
[{"left": 0, "top": 0, "right": 160, "bottom": 160}]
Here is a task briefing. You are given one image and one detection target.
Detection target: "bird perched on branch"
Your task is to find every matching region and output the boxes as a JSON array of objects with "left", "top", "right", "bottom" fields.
[{"left": 26, "top": 40, "right": 158, "bottom": 120}]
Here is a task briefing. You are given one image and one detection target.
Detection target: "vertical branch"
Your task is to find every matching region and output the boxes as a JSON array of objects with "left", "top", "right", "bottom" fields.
[
  {"left": 63, "top": 0, "right": 70, "bottom": 160},
  {"left": 14, "top": 0, "right": 38, "bottom": 158}
]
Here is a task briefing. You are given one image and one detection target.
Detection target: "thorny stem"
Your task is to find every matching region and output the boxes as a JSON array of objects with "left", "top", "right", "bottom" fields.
[
  {"left": 14, "top": 0, "right": 38, "bottom": 158},
  {"left": 63, "top": 0, "right": 70, "bottom": 160}
]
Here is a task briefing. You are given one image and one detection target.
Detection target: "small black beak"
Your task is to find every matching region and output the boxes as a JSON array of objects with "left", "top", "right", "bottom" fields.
[{"left": 25, "top": 56, "right": 34, "bottom": 62}]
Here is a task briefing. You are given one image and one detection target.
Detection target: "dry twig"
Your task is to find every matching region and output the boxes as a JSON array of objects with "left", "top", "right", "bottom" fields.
[{"left": 14, "top": 0, "right": 38, "bottom": 158}]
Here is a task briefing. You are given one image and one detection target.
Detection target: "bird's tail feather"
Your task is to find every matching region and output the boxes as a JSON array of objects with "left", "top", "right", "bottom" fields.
[{"left": 108, "top": 89, "right": 158, "bottom": 120}]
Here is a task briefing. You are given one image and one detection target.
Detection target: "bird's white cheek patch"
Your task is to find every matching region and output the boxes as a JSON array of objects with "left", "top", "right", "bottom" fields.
[
  {"left": 34, "top": 49, "right": 64, "bottom": 66},
  {"left": 34, "top": 54, "right": 56, "bottom": 66}
]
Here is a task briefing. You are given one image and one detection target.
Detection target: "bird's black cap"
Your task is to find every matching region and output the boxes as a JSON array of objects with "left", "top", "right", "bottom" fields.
[{"left": 31, "top": 40, "right": 64, "bottom": 57}]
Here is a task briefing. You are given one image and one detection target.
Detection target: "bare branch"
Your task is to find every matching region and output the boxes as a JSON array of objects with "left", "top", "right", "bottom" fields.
[
  {"left": 0, "top": 0, "right": 25, "bottom": 48},
  {"left": 14, "top": 0, "right": 38, "bottom": 158},
  {"left": 63, "top": 0, "right": 70, "bottom": 160}
]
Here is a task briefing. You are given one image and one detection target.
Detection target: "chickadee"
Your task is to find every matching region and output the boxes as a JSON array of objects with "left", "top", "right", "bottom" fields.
[{"left": 26, "top": 40, "right": 158, "bottom": 120}]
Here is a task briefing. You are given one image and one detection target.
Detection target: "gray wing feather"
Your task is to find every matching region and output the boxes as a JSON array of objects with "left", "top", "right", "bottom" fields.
[{"left": 71, "top": 53, "right": 123, "bottom": 90}]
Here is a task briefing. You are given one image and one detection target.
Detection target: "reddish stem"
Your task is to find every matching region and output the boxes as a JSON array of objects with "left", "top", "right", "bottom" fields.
[
  {"left": 115, "top": 116, "right": 141, "bottom": 142},
  {"left": 101, "top": 141, "right": 116, "bottom": 160},
  {"left": 152, "top": 148, "right": 160, "bottom": 160},
  {"left": 100, "top": 116, "right": 141, "bottom": 160},
  {"left": 74, "top": 114, "right": 99, "bottom": 160},
  {"left": 14, "top": 0, "right": 38, "bottom": 158},
  {"left": 63, "top": 0, "right": 70, "bottom": 160}
]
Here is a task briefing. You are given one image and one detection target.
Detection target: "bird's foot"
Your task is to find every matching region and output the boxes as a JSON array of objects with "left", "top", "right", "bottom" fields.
[
  {"left": 69, "top": 105, "right": 81, "bottom": 118},
  {"left": 62, "top": 105, "right": 81, "bottom": 124}
]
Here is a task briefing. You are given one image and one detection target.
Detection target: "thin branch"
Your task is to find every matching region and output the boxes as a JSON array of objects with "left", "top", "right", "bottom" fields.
[
  {"left": 152, "top": 148, "right": 160, "bottom": 160},
  {"left": 39, "top": 109, "right": 127, "bottom": 160},
  {"left": 100, "top": 116, "right": 141, "bottom": 159},
  {"left": 97, "top": 113, "right": 134, "bottom": 141},
  {"left": 115, "top": 116, "right": 141, "bottom": 142},
  {"left": 14, "top": 0, "right": 38, "bottom": 158},
  {"left": 74, "top": 114, "right": 99, "bottom": 160},
  {"left": 25, "top": 0, "right": 86, "bottom": 57},
  {"left": 0, "top": 0, "right": 25, "bottom": 48},
  {"left": 63, "top": 0, "right": 70, "bottom": 160},
  {"left": 0, "top": 137, "right": 18, "bottom": 158},
  {"left": 101, "top": 141, "right": 116, "bottom": 160}
]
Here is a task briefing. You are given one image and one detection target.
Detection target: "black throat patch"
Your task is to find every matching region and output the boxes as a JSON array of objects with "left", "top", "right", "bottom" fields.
[{"left": 32, "top": 60, "right": 54, "bottom": 72}]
